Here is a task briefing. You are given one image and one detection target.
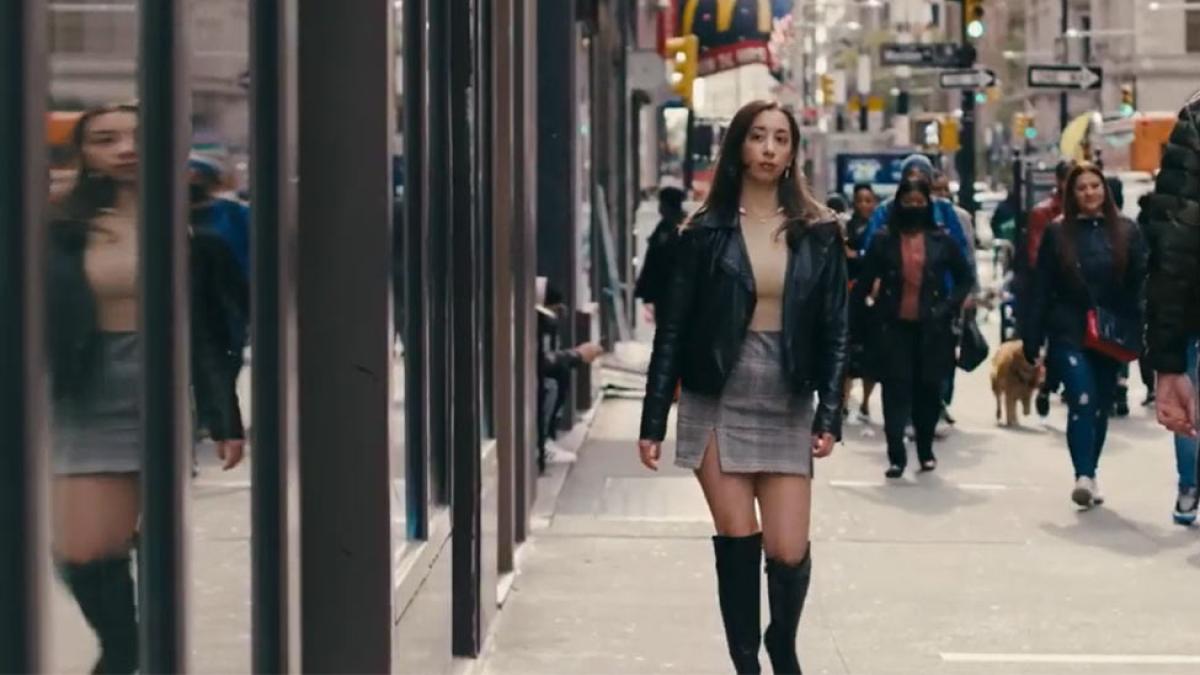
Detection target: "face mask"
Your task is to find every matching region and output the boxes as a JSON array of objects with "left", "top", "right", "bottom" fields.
[{"left": 895, "top": 206, "right": 925, "bottom": 231}]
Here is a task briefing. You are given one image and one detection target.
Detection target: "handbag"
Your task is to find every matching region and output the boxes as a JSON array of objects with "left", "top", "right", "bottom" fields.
[
  {"left": 1075, "top": 258, "right": 1142, "bottom": 363},
  {"left": 957, "top": 311, "right": 990, "bottom": 372},
  {"left": 1084, "top": 306, "right": 1141, "bottom": 363}
]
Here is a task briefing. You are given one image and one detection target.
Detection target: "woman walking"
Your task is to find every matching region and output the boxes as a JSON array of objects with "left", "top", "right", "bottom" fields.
[
  {"left": 637, "top": 100, "right": 848, "bottom": 675},
  {"left": 855, "top": 178, "right": 972, "bottom": 478},
  {"left": 1021, "top": 164, "right": 1147, "bottom": 508},
  {"left": 47, "top": 104, "right": 247, "bottom": 673},
  {"left": 845, "top": 183, "right": 880, "bottom": 420}
]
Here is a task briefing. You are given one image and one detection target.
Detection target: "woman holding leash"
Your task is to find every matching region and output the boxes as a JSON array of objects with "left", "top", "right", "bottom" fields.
[
  {"left": 1021, "top": 163, "right": 1147, "bottom": 509},
  {"left": 638, "top": 99, "right": 847, "bottom": 674}
]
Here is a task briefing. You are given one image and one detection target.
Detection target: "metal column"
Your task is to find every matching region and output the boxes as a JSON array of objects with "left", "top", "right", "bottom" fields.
[
  {"left": 138, "top": 1, "right": 193, "bottom": 670},
  {"left": 250, "top": 0, "right": 301, "bottom": 671},
  {"left": 0, "top": 1, "right": 48, "bottom": 671},
  {"left": 448, "top": 0, "right": 485, "bottom": 656},
  {"left": 296, "top": 0, "right": 395, "bottom": 670},
  {"left": 491, "top": 0, "right": 519, "bottom": 574},
  {"left": 423, "top": 0, "right": 453, "bottom": 506}
]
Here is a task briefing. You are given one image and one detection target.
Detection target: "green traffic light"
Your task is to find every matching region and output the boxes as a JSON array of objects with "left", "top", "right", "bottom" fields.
[
  {"left": 967, "top": 20, "right": 985, "bottom": 39},
  {"left": 1024, "top": 126, "right": 1038, "bottom": 140},
  {"left": 975, "top": 92, "right": 988, "bottom": 104}
]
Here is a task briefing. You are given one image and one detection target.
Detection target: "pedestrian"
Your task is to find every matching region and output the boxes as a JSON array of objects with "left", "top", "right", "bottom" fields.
[
  {"left": 634, "top": 185, "right": 687, "bottom": 323},
  {"left": 857, "top": 155, "right": 973, "bottom": 270},
  {"left": 637, "top": 99, "right": 847, "bottom": 675},
  {"left": 845, "top": 183, "right": 880, "bottom": 420},
  {"left": 1028, "top": 160, "right": 1075, "bottom": 417},
  {"left": 825, "top": 193, "right": 849, "bottom": 215},
  {"left": 932, "top": 170, "right": 977, "bottom": 254},
  {"left": 1021, "top": 164, "right": 1147, "bottom": 509},
  {"left": 46, "top": 104, "right": 247, "bottom": 674},
  {"left": 854, "top": 177, "right": 972, "bottom": 478},
  {"left": 536, "top": 284, "right": 603, "bottom": 473},
  {"left": 189, "top": 154, "right": 252, "bottom": 380},
  {"left": 1136, "top": 193, "right": 1158, "bottom": 407},
  {"left": 189, "top": 154, "right": 250, "bottom": 277},
  {"left": 1142, "top": 90, "right": 1200, "bottom": 520},
  {"left": 931, "top": 171, "right": 981, "bottom": 425}
]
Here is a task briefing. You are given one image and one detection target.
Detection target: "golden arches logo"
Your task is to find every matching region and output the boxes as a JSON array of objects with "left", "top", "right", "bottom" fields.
[{"left": 680, "top": 0, "right": 772, "bottom": 36}]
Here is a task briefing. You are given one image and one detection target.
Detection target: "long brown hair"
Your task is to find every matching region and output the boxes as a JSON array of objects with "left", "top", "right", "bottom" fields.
[
  {"left": 692, "top": 100, "right": 830, "bottom": 246},
  {"left": 1057, "top": 163, "right": 1129, "bottom": 281},
  {"left": 47, "top": 104, "right": 138, "bottom": 401}
]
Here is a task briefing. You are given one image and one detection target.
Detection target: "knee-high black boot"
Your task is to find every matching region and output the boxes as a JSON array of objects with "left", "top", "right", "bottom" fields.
[
  {"left": 712, "top": 533, "right": 763, "bottom": 674},
  {"left": 763, "top": 549, "right": 812, "bottom": 675},
  {"left": 58, "top": 555, "right": 139, "bottom": 674}
]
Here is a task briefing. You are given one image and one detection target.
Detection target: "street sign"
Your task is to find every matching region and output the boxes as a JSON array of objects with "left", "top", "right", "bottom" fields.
[
  {"left": 1026, "top": 64, "right": 1103, "bottom": 90},
  {"left": 880, "top": 42, "right": 964, "bottom": 68},
  {"left": 939, "top": 68, "right": 997, "bottom": 90}
]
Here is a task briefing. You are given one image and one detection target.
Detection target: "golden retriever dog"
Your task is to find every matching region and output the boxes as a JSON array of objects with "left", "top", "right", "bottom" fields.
[{"left": 991, "top": 340, "right": 1044, "bottom": 427}]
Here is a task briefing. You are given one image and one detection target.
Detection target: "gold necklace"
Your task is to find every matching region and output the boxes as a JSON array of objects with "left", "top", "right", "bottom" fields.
[{"left": 739, "top": 205, "right": 783, "bottom": 226}]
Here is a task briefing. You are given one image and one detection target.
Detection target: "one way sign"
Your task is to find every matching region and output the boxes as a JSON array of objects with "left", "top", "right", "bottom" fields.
[
  {"left": 1027, "top": 64, "right": 1103, "bottom": 90},
  {"left": 939, "top": 69, "right": 997, "bottom": 90}
]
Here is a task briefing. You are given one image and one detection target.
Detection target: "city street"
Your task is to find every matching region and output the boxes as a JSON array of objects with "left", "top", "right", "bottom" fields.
[{"left": 479, "top": 314, "right": 1200, "bottom": 674}]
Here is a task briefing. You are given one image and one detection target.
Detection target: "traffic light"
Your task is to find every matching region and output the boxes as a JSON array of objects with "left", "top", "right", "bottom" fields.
[
  {"left": 964, "top": 0, "right": 985, "bottom": 39},
  {"left": 819, "top": 74, "right": 835, "bottom": 106},
  {"left": 1012, "top": 112, "right": 1036, "bottom": 143},
  {"left": 665, "top": 35, "right": 699, "bottom": 106},
  {"left": 1120, "top": 84, "right": 1135, "bottom": 117},
  {"left": 940, "top": 118, "right": 961, "bottom": 153}
]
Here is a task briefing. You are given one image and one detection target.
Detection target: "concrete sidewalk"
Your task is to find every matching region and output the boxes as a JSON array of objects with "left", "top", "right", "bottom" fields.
[{"left": 479, "top": 357, "right": 1200, "bottom": 674}]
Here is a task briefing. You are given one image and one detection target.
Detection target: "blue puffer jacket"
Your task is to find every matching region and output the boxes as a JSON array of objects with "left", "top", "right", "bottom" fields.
[{"left": 859, "top": 197, "right": 972, "bottom": 265}]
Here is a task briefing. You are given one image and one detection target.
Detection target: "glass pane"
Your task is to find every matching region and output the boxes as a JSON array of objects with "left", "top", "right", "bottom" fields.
[
  {"left": 44, "top": 2, "right": 254, "bottom": 671},
  {"left": 393, "top": 0, "right": 414, "bottom": 545},
  {"left": 45, "top": 2, "right": 142, "bottom": 672},
  {"left": 187, "top": 1, "right": 252, "bottom": 672}
]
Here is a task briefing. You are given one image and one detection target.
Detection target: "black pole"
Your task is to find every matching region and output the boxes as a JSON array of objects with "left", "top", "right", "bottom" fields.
[
  {"left": 138, "top": 0, "right": 191, "bottom": 670},
  {"left": 1060, "top": 0, "right": 1069, "bottom": 132},
  {"left": 0, "top": 1, "right": 48, "bottom": 671},
  {"left": 958, "top": 6, "right": 977, "bottom": 213},
  {"left": 448, "top": 0, "right": 482, "bottom": 655},
  {"left": 250, "top": 0, "right": 300, "bottom": 670}
]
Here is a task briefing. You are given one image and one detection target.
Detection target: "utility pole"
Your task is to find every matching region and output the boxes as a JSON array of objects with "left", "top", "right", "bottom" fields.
[
  {"left": 957, "top": 3, "right": 977, "bottom": 214},
  {"left": 1060, "top": 0, "right": 1069, "bottom": 131}
]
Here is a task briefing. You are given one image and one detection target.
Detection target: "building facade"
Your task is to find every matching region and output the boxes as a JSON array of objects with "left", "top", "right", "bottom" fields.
[
  {"left": 1025, "top": 0, "right": 1200, "bottom": 140},
  {"left": 4, "top": 0, "right": 649, "bottom": 672}
]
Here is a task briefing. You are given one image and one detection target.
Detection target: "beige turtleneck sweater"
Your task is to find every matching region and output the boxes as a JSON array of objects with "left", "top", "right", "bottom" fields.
[
  {"left": 741, "top": 212, "right": 788, "bottom": 332},
  {"left": 85, "top": 212, "right": 139, "bottom": 332}
]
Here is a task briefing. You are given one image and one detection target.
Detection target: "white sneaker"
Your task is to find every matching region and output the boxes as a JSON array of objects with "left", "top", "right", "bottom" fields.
[{"left": 1071, "top": 477, "right": 1096, "bottom": 508}]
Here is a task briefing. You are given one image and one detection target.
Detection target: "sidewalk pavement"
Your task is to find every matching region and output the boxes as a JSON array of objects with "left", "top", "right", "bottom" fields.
[{"left": 478, "top": 328, "right": 1200, "bottom": 674}]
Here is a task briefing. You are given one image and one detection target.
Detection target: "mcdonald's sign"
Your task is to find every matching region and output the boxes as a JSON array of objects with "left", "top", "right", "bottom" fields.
[{"left": 665, "top": 0, "right": 791, "bottom": 77}]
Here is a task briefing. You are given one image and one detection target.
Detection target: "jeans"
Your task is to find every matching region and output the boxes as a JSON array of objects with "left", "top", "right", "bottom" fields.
[
  {"left": 882, "top": 322, "right": 943, "bottom": 468},
  {"left": 1173, "top": 340, "right": 1199, "bottom": 491},
  {"left": 1050, "top": 341, "right": 1121, "bottom": 480}
]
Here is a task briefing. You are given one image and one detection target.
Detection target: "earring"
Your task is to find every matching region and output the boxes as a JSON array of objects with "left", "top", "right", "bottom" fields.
[{"left": 783, "top": 167, "right": 792, "bottom": 179}]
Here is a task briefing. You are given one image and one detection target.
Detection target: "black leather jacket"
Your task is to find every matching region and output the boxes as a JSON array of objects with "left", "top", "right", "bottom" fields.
[
  {"left": 853, "top": 226, "right": 973, "bottom": 383},
  {"left": 1144, "top": 92, "right": 1200, "bottom": 373},
  {"left": 47, "top": 225, "right": 247, "bottom": 441},
  {"left": 639, "top": 210, "right": 849, "bottom": 442}
]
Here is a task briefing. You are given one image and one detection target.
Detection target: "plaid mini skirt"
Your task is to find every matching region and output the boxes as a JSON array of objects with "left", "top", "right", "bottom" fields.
[{"left": 675, "top": 331, "right": 814, "bottom": 476}]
